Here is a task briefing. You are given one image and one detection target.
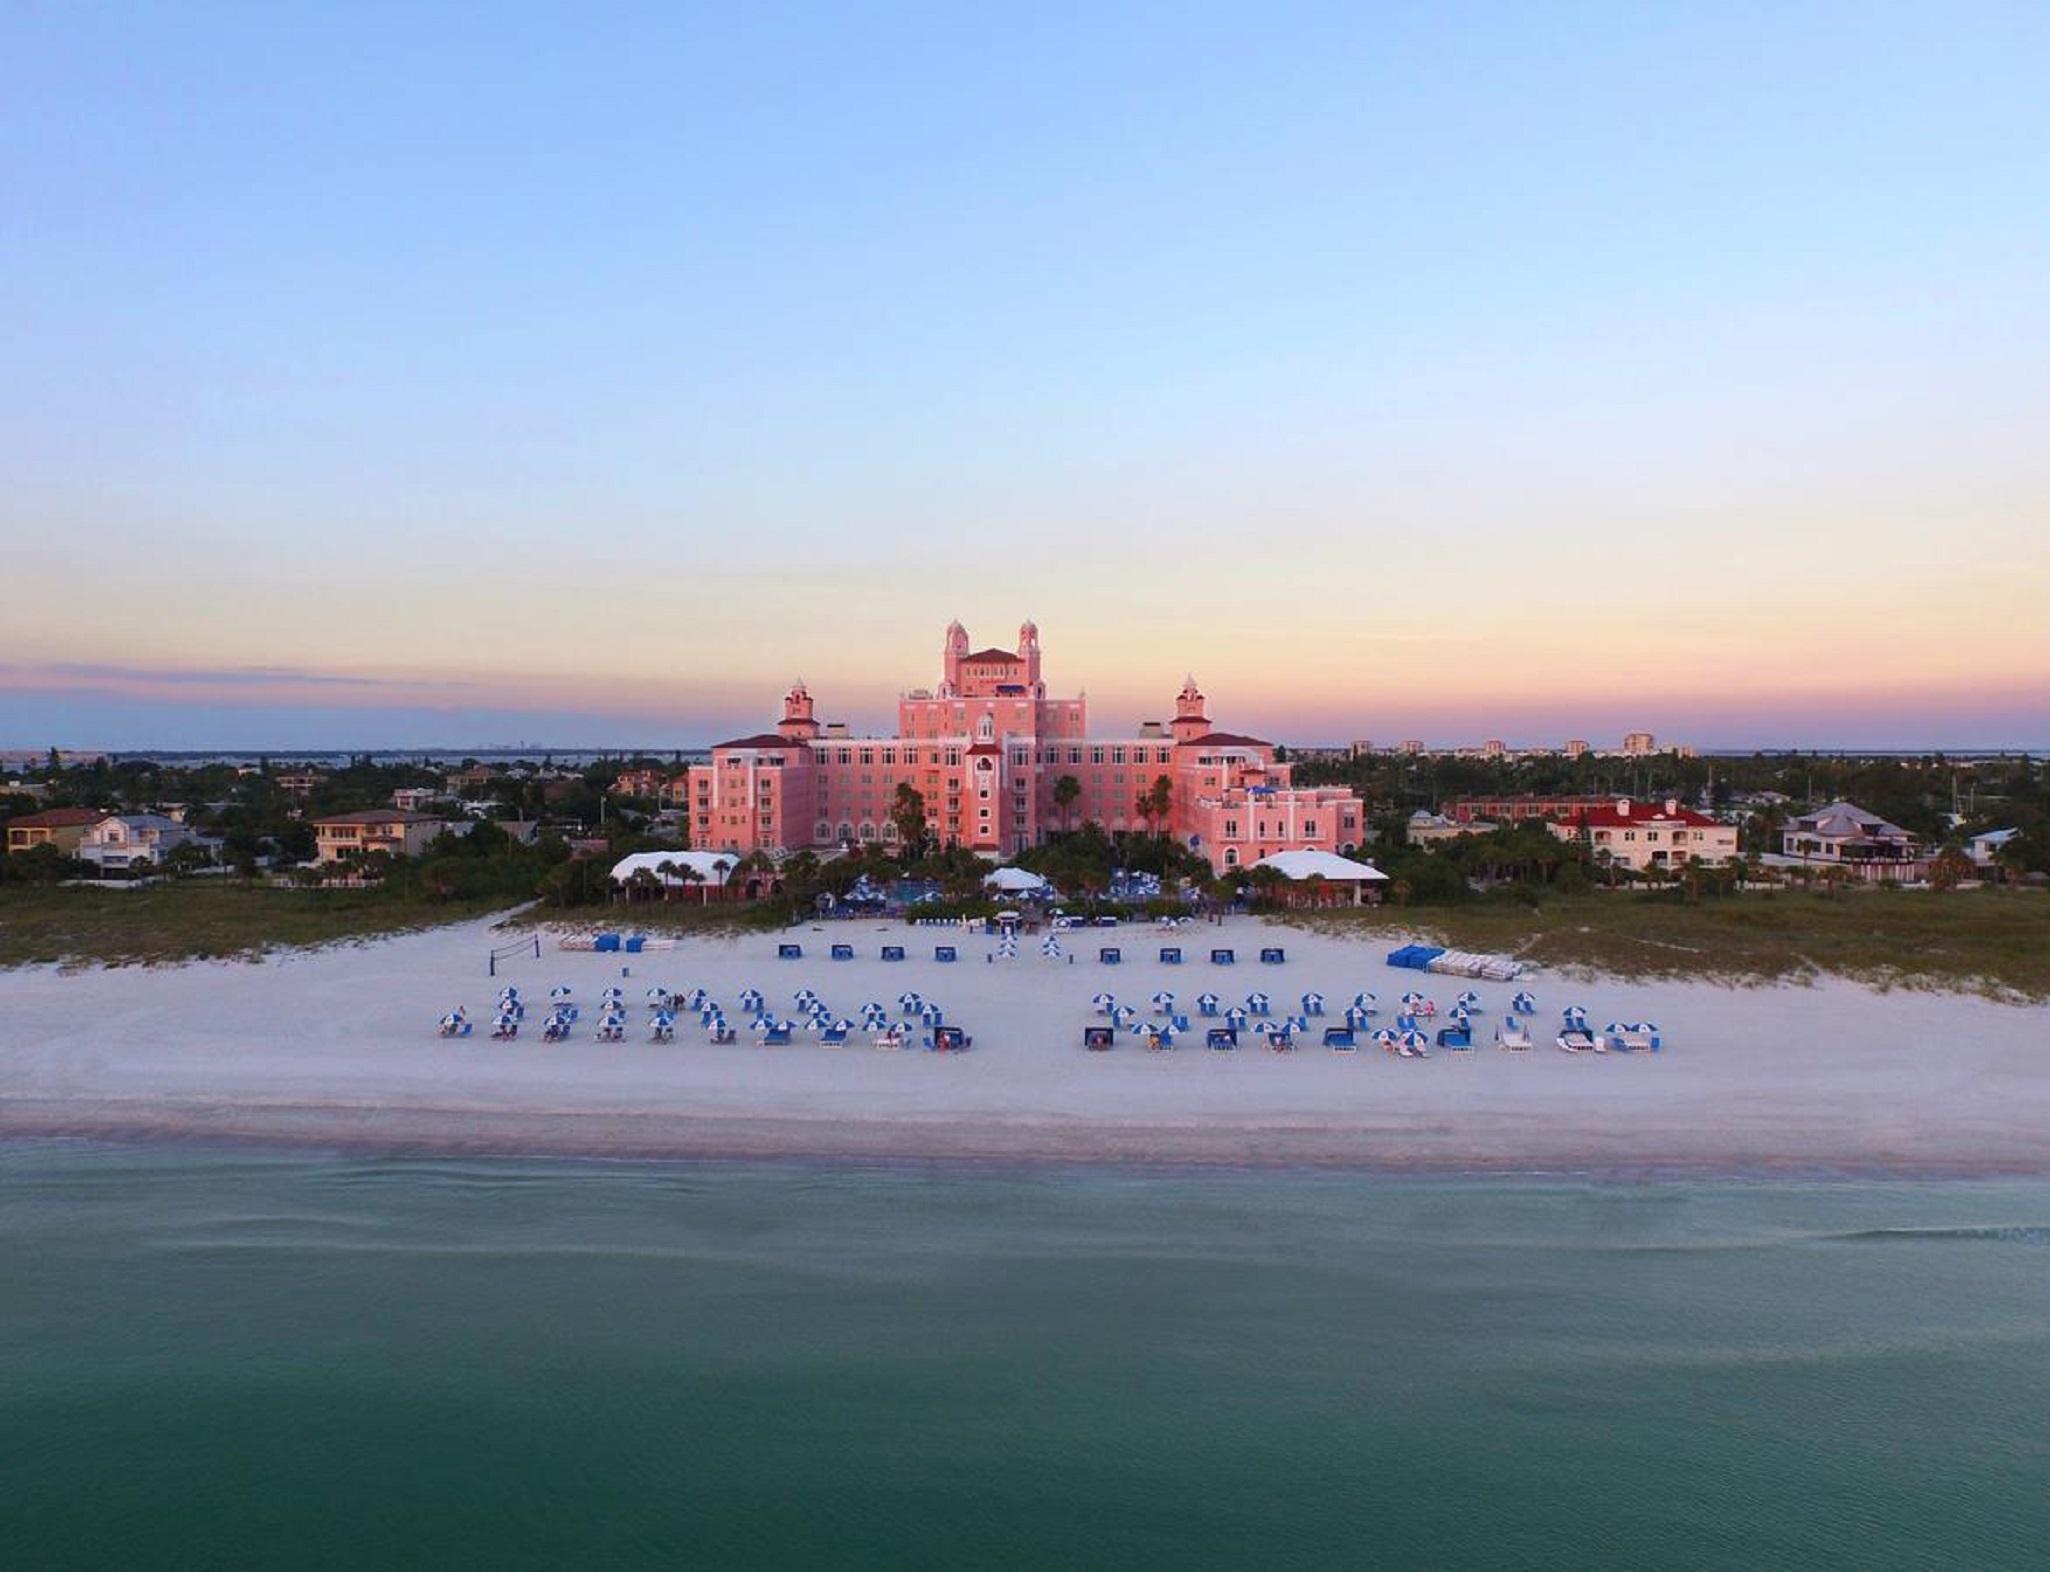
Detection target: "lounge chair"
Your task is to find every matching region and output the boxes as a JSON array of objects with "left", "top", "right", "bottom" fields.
[
  {"left": 820, "top": 1022, "right": 850, "bottom": 1045},
  {"left": 707, "top": 1024, "right": 736, "bottom": 1044},
  {"left": 1322, "top": 1026, "right": 1356, "bottom": 1051},
  {"left": 1556, "top": 1028, "right": 1601, "bottom": 1053},
  {"left": 871, "top": 1026, "right": 905, "bottom": 1050},
  {"left": 1436, "top": 1024, "right": 1473, "bottom": 1050},
  {"left": 1495, "top": 1017, "right": 1533, "bottom": 1051}
]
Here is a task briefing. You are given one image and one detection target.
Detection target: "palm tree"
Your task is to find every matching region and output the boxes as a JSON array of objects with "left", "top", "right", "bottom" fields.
[{"left": 1052, "top": 775, "right": 1081, "bottom": 834}]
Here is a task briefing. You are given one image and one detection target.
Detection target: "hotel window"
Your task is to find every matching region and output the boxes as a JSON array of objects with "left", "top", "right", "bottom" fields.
[
  {"left": 1112, "top": 747, "right": 1126, "bottom": 765},
  {"left": 1304, "top": 821, "right": 1316, "bottom": 836},
  {"left": 881, "top": 749, "right": 895, "bottom": 765},
  {"left": 861, "top": 749, "right": 874, "bottom": 766},
  {"left": 1068, "top": 749, "right": 1082, "bottom": 766},
  {"left": 1090, "top": 748, "right": 1105, "bottom": 765}
]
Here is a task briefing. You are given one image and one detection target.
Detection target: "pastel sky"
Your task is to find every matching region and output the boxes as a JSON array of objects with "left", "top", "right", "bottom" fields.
[{"left": 4, "top": 3, "right": 2046, "bottom": 751}]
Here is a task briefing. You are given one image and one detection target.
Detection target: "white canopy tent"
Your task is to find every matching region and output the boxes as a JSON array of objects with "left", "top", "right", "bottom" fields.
[
  {"left": 983, "top": 866, "right": 1051, "bottom": 894},
  {"left": 609, "top": 850, "right": 739, "bottom": 888},
  {"left": 1250, "top": 849, "right": 1390, "bottom": 905}
]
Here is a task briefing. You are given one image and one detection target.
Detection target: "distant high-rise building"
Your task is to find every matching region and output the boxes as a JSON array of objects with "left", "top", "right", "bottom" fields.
[
  {"left": 1564, "top": 739, "right": 1590, "bottom": 759},
  {"left": 1621, "top": 731, "right": 1657, "bottom": 757},
  {"left": 1400, "top": 739, "right": 1425, "bottom": 755}
]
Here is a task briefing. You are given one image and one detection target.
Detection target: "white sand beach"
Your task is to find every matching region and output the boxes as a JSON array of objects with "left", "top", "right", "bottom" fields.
[{"left": 3, "top": 915, "right": 2047, "bottom": 1172}]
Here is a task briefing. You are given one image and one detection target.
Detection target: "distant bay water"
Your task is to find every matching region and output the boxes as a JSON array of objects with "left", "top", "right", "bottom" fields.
[{"left": 4, "top": 1144, "right": 2047, "bottom": 1570}]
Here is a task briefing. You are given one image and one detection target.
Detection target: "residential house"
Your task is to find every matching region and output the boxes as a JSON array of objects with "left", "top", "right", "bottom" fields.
[
  {"left": 1966, "top": 828, "right": 2020, "bottom": 874},
  {"left": 313, "top": 808, "right": 447, "bottom": 863},
  {"left": 1549, "top": 798, "right": 1738, "bottom": 872},
  {"left": 391, "top": 786, "right": 439, "bottom": 812},
  {"left": 1779, "top": 801, "right": 1927, "bottom": 882},
  {"left": 5, "top": 806, "right": 106, "bottom": 854},
  {"left": 76, "top": 813, "right": 218, "bottom": 872}
]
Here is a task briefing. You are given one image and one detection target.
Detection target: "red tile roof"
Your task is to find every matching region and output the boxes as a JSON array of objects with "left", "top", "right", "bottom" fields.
[
  {"left": 961, "top": 648, "right": 1021, "bottom": 664},
  {"left": 713, "top": 733, "right": 805, "bottom": 751},
  {"left": 1564, "top": 800, "right": 1720, "bottom": 829},
  {"left": 1180, "top": 731, "right": 1272, "bottom": 749},
  {"left": 6, "top": 807, "right": 107, "bottom": 828}
]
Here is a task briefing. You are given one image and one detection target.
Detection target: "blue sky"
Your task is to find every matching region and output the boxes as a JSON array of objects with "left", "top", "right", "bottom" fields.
[{"left": 3, "top": 2, "right": 2046, "bottom": 748}]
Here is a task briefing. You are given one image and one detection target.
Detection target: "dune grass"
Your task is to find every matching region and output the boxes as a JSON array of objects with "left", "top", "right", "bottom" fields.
[
  {"left": 0, "top": 883, "right": 512, "bottom": 969},
  {"left": 1284, "top": 887, "right": 2050, "bottom": 1000}
]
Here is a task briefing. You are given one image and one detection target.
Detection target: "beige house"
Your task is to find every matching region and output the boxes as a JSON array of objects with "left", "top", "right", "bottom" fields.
[
  {"left": 313, "top": 808, "right": 446, "bottom": 863},
  {"left": 1549, "top": 798, "right": 1738, "bottom": 872},
  {"left": 5, "top": 806, "right": 106, "bottom": 853}
]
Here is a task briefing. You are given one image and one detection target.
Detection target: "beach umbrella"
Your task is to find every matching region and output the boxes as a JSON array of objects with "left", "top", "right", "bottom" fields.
[
  {"left": 1512, "top": 990, "right": 1538, "bottom": 1014},
  {"left": 1631, "top": 1021, "right": 1660, "bottom": 1033},
  {"left": 1351, "top": 991, "right": 1377, "bottom": 1011},
  {"left": 1224, "top": 1005, "right": 1249, "bottom": 1027},
  {"left": 898, "top": 991, "right": 923, "bottom": 1010},
  {"left": 1150, "top": 990, "right": 1175, "bottom": 1011},
  {"left": 1091, "top": 992, "right": 1117, "bottom": 1012},
  {"left": 1155, "top": 1025, "right": 1177, "bottom": 1047},
  {"left": 685, "top": 988, "right": 709, "bottom": 1010},
  {"left": 600, "top": 986, "right": 624, "bottom": 1001},
  {"left": 645, "top": 986, "right": 671, "bottom": 1005},
  {"left": 1371, "top": 1027, "right": 1399, "bottom": 1048},
  {"left": 1398, "top": 1028, "right": 1429, "bottom": 1054},
  {"left": 1448, "top": 1004, "right": 1471, "bottom": 1024},
  {"left": 1301, "top": 991, "right": 1324, "bottom": 1011},
  {"left": 1112, "top": 1005, "right": 1138, "bottom": 1025},
  {"left": 1400, "top": 990, "right": 1425, "bottom": 1009},
  {"left": 439, "top": 1011, "right": 464, "bottom": 1031},
  {"left": 550, "top": 985, "right": 573, "bottom": 1001},
  {"left": 1196, "top": 991, "right": 1220, "bottom": 1009},
  {"left": 1456, "top": 990, "right": 1482, "bottom": 1010},
  {"left": 497, "top": 986, "right": 520, "bottom": 1001},
  {"left": 1562, "top": 1005, "right": 1588, "bottom": 1026}
]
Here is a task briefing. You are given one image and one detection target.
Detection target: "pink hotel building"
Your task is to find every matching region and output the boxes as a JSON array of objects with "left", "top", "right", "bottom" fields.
[{"left": 688, "top": 621, "right": 1365, "bottom": 872}]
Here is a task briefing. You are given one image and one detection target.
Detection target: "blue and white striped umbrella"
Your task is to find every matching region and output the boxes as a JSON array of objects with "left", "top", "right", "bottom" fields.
[
  {"left": 550, "top": 985, "right": 573, "bottom": 1001},
  {"left": 1344, "top": 1006, "right": 1372, "bottom": 1028},
  {"left": 1628, "top": 1021, "right": 1659, "bottom": 1034},
  {"left": 494, "top": 1012, "right": 518, "bottom": 1030},
  {"left": 1455, "top": 991, "right": 1481, "bottom": 1010},
  {"left": 1301, "top": 992, "right": 1324, "bottom": 1010},
  {"left": 685, "top": 989, "right": 709, "bottom": 1010},
  {"left": 1400, "top": 990, "right": 1425, "bottom": 1008},
  {"left": 1196, "top": 992, "right": 1220, "bottom": 1008},
  {"left": 1091, "top": 992, "right": 1117, "bottom": 1011},
  {"left": 1246, "top": 992, "right": 1270, "bottom": 1010},
  {"left": 1150, "top": 991, "right": 1175, "bottom": 1010},
  {"left": 1512, "top": 991, "right": 1538, "bottom": 1014},
  {"left": 898, "top": 991, "right": 923, "bottom": 1011},
  {"left": 1398, "top": 1029, "right": 1429, "bottom": 1053},
  {"left": 1224, "top": 1005, "right": 1249, "bottom": 1026},
  {"left": 1351, "top": 991, "right": 1377, "bottom": 1011},
  {"left": 1562, "top": 1005, "right": 1588, "bottom": 1025},
  {"left": 1127, "top": 1020, "right": 1154, "bottom": 1037},
  {"left": 497, "top": 986, "right": 520, "bottom": 1000},
  {"left": 739, "top": 987, "right": 764, "bottom": 1010},
  {"left": 439, "top": 1012, "right": 465, "bottom": 1030},
  {"left": 1112, "top": 1005, "right": 1137, "bottom": 1025},
  {"left": 1371, "top": 1027, "right": 1400, "bottom": 1047}
]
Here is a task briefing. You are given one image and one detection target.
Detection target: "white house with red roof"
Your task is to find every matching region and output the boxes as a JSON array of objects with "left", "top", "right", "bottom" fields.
[{"left": 1547, "top": 798, "right": 1738, "bottom": 872}]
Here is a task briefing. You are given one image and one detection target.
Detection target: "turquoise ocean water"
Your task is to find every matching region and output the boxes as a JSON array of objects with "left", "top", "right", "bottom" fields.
[{"left": 4, "top": 1143, "right": 2048, "bottom": 1570}]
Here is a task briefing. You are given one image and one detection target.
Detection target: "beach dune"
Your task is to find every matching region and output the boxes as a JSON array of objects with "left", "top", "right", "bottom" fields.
[{"left": 3, "top": 916, "right": 2046, "bottom": 1172}]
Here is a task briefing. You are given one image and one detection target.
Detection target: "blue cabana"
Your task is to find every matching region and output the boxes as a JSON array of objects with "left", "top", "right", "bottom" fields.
[
  {"left": 830, "top": 943, "right": 854, "bottom": 961},
  {"left": 934, "top": 945, "right": 957, "bottom": 962},
  {"left": 1099, "top": 947, "right": 1122, "bottom": 964},
  {"left": 1159, "top": 946, "right": 1182, "bottom": 964},
  {"left": 1259, "top": 947, "right": 1285, "bottom": 964},
  {"left": 1210, "top": 948, "right": 1236, "bottom": 965},
  {"left": 1323, "top": 1025, "right": 1356, "bottom": 1050},
  {"left": 1206, "top": 1027, "right": 1238, "bottom": 1050},
  {"left": 777, "top": 943, "right": 802, "bottom": 959},
  {"left": 880, "top": 946, "right": 906, "bottom": 962}
]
